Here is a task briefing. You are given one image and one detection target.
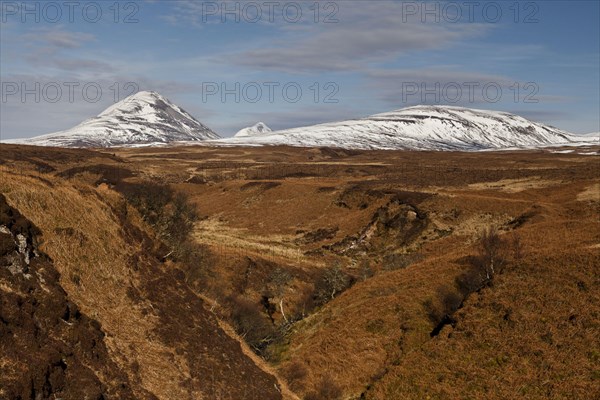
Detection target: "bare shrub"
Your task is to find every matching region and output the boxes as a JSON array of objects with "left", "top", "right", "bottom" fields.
[
  {"left": 455, "top": 261, "right": 485, "bottom": 296},
  {"left": 269, "top": 267, "right": 293, "bottom": 296},
  {"left": 313, "top": 264, "right": 353, "bottom": 306},
  {"left": 510, "top": 232, "right": 524, "bottom": 262},
  {"left": 456, "top": 226, "right": 509, "bottom": 295},
  {"left": 227, "top": 295, "right": 276, "bottom": 354},
  {"left": 118, "top": 182, "right": 197, "bottom": 247},
  {"left": 166, "top": 192, "right": 198, "bottom": 243},
  {"left": 179, "top": 242, "right": 213, "bottom": 285},
  {"left": 295, "top": 285, "right": 317, "bottom": 319},
  {"left": 358, "top": 258, "right": 374, "bottom": 281},
  {"left": 425, "top": 286, "right": 462, "bottom": 325},
  {"left": 269, "top": 267, "right": 294, "bottom": 323},
  {"left": 428, "top": 227, "right": 510, "bottom": 336},
  {"left": 118, "top": 182, "right": 210, "bottom": 282},
  {"left": 478, "top": 226, "right": 507, "bottom": 281},
  {"left": 119, "top": 182, "right": 171, "bottom": 226}
]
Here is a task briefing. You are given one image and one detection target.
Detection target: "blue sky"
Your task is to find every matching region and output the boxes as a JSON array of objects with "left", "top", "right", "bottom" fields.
[{"left": 1, "top": 0, "right": 598, "bottom": 139}]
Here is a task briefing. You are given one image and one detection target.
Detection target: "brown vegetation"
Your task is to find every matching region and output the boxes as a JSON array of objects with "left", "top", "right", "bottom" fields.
[
  {"left": 0, "top": 194, "right": 144, "bottom": 399},
  {"left": 1, "top": 143, "right": 598, "bottom": 399},
  {"left": 0, "top": 145, "right": 284, "bottom": 399}
]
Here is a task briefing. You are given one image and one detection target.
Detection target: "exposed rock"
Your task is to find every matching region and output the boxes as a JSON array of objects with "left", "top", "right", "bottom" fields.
[{"left": 0, "top": 194, "right": 144, "bottom": 399}]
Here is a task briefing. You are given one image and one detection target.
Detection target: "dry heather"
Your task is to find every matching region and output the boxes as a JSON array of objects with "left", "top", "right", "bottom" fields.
[
  {"left": 0, "top": 193, "right": 142, "bottom": 399},
  {"left": 117, "top": 145, "right": 598, "bottom": 399},
  {"left": 1, "top": 143, "right": 598, "bottom": 399},
  {"left": 0, "top": 145, "right": 284, "bottom": 400}
]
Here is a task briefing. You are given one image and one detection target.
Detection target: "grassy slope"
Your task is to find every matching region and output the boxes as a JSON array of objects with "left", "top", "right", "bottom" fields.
[
  {"left": 0, "top": 145, "right": 284, "bottom": 400},
  {"left": 366, "top": 182, "right": 600, "bottom": 399}
]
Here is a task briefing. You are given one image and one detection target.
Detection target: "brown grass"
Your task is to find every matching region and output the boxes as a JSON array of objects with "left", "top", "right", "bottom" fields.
[
  {"left": 1, "top": 143, "right": 598, "bottom": 399},
  {"left": 0, "top": 145, "right": 284, "bottom": 399},
  {"left": 114, "top": 144, "right": 599, "bottom": 399}
]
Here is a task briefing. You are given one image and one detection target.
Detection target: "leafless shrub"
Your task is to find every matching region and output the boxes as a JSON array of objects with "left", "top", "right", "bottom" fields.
[
  {"left": 118, "top": 182, "right": 197, "bottom": 245},
  {"left": 227, "top": 295, "right": 276, "bottom": 354},
  {"left": 118, "top": 182, "right": 210, "bottom": 282},
  {"left": 428, "top": 227, "right": 511, "bottom": 336},
  {"left": 510, "top": 232, "right": 524, "bottom": 262},
  {"left": 313, "top": 264, "right": 353, "bottom": 306},
  {"left": 179, "top": 242, "right": 213, "bottom": 285},
  {"left": 478, "top": 226, "right": 507, "bottom": 282},
  {"left": 270, "top": 268, "right": 293, "bottom": 295},
  {"left": 455, "top": 261, "right": 485, "bottom": 296},
  {"left": 358, "top": 258, "right": 374, "bottom": 281},
  {"left": 295, "top": 285, "right": 317, "bottom": 319},
  {"left": 425, "top": 286, "right": 462, "bottom": 326},
  {"left": 456, "top": 226, "right": 509, "bottom": 295}
]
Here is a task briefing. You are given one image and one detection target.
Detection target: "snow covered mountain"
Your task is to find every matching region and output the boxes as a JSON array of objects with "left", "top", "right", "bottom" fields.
[
  {"left": 5, "top": 99, "right": 591, "bottom": 151},
  {"left": 9, "top": 91, "right": 219, "bottom": 148},
  {"left": 234, "top": 122, "right": 272, "bottom": 138},
  {"left": 217, "top": 105, "right": 581, "bottom": 151}
]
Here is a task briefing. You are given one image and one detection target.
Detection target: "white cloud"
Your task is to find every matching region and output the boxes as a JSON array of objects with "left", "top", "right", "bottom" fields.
[
  {"left": 22, "top": 26, "right": 95, "bottom": 49},
  {"left": 221, "top": 1, "right": 488, "bottom": 72}
]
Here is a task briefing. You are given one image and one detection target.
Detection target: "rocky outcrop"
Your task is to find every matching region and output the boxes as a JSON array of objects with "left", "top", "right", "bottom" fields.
[{"left": 0, "top": 194, "right": 146, "bottom": 399}]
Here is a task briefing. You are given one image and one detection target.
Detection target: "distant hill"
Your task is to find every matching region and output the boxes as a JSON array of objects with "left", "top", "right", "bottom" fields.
[{"left": 219, "top": 105, "right": 582, "bottom": 151}]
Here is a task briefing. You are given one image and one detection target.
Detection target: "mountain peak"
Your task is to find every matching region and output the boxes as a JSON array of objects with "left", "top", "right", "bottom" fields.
[
  {"left": 234, "top": 122, "right": 272, "bottom": 137},
  {"left": 120, "top": 90, "right": 170, "bottom": 104},
  {"left": 13, "top": 91, "right": 220, "bottom": 148},
  {"left": 133, "top": 90, "right": 160, "bottom": 97},
  {"left": 99, "top": 91, "right": 181, "bottom": 116}
]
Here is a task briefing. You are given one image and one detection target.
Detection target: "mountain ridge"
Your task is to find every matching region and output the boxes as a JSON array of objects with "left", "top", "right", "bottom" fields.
[
  {"left": 217, "top": 105, "right": 584, "bottom": 151},
  {"left": 5, "top": 91, "right": 594, "bottom": 151}
]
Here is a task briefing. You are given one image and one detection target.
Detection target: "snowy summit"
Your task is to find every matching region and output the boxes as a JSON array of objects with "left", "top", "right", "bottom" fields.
[
  {"left": 9, "top": 91, "right": 219, "bottom": 148},
  {"left": 234, "top": 122, "right": 272, "bottom": 138}
]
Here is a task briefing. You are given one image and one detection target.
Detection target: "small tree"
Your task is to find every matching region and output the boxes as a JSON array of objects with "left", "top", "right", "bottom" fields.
[
  {"left": 429, "top": 227, "right": 510, "bottom": 336},
  {"left": 510, "top": 232, "right": 524, "bottom": 262},
  {"left": 358, "top": 258, "right": 374, "bottom": 281},
  {"left": 295, "top": 285, "right": 316, "bottom": 319},
  {"left": 456, "top": 227, "right": 508, "bottom": 295},
  {"left": 269, "top": 268, "right": 293, "bottom": 323},
  {"left": 425, "top": 286, "right": 463, "bottom": 325},
  {"left": 478, "top": 226, "right": 507, "bottom": 283},
  {"left": 314, "top": 264, "right": 352, "bottom": 305}
]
